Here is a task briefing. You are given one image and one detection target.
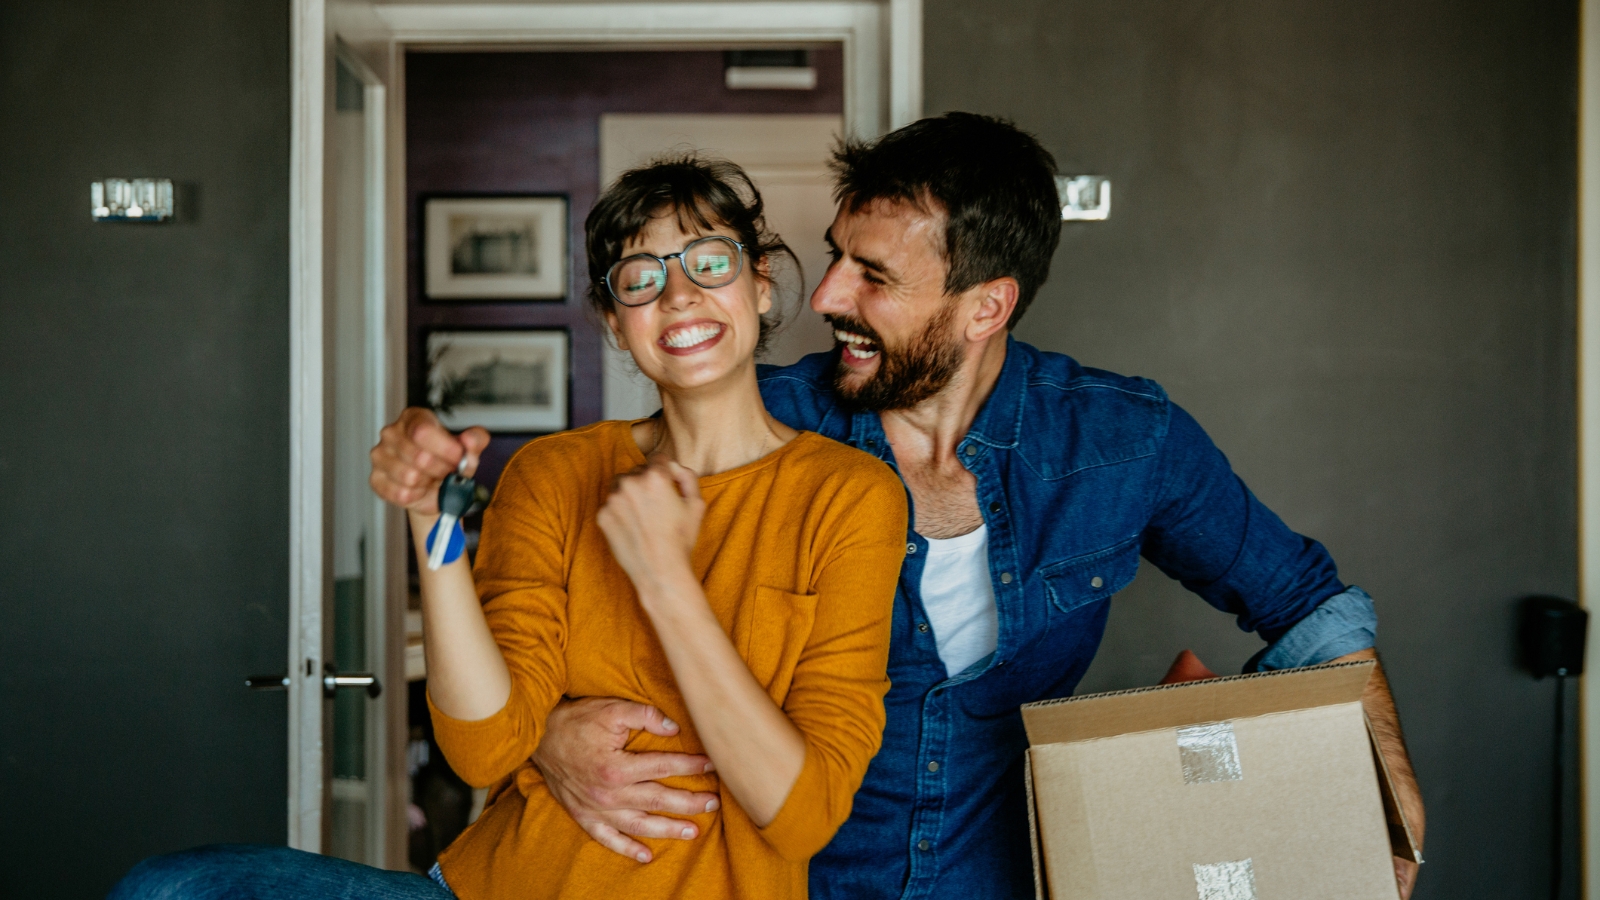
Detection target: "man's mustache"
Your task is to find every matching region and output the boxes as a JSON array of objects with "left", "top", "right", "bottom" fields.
[{"left": 823, "top": 314, "right": 885, "bottom": 346}]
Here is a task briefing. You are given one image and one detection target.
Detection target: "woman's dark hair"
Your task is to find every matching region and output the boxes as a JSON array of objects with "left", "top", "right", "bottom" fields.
[
  {"left": 829, "top": 112, "right": 1061, "bottom": 328},
  {"left": 585, "top": 155, "right": 798, "bottom": 354}
]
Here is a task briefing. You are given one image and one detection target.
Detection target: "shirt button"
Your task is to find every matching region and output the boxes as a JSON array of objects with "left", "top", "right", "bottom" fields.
[
  {"left": 1091, "top": 576, "right": 1104, "bottom": 588},
  {"left": 927, "top": 761, "right": 940, "bottom": 772},
  {"left": 918, "top": 622, "right": 930, "bottom": 633},
  {"left": 988, "top": 501, "right": 1001, "bottom": 514},
  {"left": 1000, "top": 572, "right": 1013, "bottom": 584},
  {"left": 918, "top": 839, "right": 931, "bottom": 851},
  {"left": 964, "top": 445, "right": 977, "bottom": 457},
  {"left": 907, "top": 542, "right": 917, "bottom": 554}
]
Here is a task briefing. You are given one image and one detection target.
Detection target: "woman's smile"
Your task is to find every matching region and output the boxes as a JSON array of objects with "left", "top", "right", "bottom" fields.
[{"left": 658, "top": 318, "right": 728, "bottom": 355}]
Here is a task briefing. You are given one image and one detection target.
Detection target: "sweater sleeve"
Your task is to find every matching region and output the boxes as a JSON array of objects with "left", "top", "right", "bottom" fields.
[
  {"left": 428, "top": 448, "right": 572, "bottom": 788},
  {"left": 758, "top": 462, "right": 907, "bottom": 860}
]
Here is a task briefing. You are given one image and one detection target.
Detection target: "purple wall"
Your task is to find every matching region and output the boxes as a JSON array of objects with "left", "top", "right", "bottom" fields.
[{"left": 405, "top": 48, "right": 843, "bottom": 486}]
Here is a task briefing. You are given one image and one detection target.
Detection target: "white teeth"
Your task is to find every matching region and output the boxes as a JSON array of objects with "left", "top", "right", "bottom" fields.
[
  {"left": 662, "top": 323, "right": 723, "bottom": 349},
  {"left": 835, "top": 328, "right": 879, "bottom": 359}
]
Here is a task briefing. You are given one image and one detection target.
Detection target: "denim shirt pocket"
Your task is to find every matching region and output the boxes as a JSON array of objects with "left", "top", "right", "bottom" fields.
[{"left": 1040, "top": 538, "right": 1142, "bottom": 615}]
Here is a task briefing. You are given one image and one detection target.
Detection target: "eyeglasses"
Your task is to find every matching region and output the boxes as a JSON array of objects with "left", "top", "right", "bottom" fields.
[{"left": 604, "top": 235, "right": 746, "bottom": 307}]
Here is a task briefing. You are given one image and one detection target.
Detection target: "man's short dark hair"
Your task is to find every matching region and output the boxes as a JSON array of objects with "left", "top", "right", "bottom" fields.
[{"left": 830, "top": 112, "right": 1061, "bottom": 328}]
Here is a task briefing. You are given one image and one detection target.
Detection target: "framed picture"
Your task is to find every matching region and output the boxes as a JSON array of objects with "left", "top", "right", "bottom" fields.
[
  {"left": 427, "top": 330, "right": 569, "bottom": 432},
  {"left": 424, "top": 196, "right": 567, "bottom": 299}
]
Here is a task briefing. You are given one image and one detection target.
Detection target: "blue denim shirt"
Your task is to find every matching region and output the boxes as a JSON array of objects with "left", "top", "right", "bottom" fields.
[{"left": 756, "top": 338, "right": 1376, "bottom": 900}]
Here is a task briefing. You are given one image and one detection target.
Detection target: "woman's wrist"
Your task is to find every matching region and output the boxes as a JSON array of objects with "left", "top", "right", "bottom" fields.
[
  {"left": 408, "top": 510, "right": 454, "bottom": 567},
  {"left": 634, "top": 565, "right": 707, "bottom": 618}
]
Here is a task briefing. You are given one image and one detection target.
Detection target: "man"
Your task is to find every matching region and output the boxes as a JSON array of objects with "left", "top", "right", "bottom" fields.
[{"left": 373, "top": 113, "right": 1424, "bottom": 899}]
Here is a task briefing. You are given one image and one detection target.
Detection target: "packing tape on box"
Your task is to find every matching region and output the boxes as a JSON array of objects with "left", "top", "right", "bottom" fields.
[
  {"left": 1177, "top": 721, "right": 1243, "bottom": 784},
  {"left": 1193, "top": 859, "right": 1257, "bottom": 900}
]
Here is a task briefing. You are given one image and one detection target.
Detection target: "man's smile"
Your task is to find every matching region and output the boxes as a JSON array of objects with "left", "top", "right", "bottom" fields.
[{"left": 834, "top": 328, "right": 881, "bottom": 360}]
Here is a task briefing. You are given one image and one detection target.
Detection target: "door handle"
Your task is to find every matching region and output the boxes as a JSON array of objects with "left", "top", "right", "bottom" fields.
[
  {"left": 244, "top": 665, "right": 382, "bottom": 699},
  {"left": 322, "top": 663, "right": 383, "bottom": 699}
]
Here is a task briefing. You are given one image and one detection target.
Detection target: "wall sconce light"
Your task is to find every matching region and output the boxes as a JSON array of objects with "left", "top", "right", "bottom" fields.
[
  {"left": 92, "top": 178, "right": 174, "bottom": 222},
  {"left": 1057, "top": 175, "right": 1110, "bottom": 221}
]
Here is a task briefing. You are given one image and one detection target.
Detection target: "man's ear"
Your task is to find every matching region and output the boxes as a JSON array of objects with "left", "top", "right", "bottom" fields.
[
  {"left": 604, "top": 309, "right": 629, "bottom": 352},
  {"left": 965, "top": 277, "right": 1020, "bottom": 343}
]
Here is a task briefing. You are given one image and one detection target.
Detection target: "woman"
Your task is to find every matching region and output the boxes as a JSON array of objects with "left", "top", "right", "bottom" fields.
[
  {"left": 418, "top": 156, "right": 907, "bottom": 899},
  {"left": 110, "top": 157, "right": 906, "bottom": 900}
]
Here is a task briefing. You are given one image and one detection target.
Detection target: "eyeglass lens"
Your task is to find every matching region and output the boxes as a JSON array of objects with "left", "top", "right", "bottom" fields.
[{"left": 608, "top": 237, "right": 742, "bottom": 306}]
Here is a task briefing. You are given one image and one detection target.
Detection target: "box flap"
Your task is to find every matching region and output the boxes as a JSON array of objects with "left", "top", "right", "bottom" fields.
[
  {"left": 1366, "top": 715, "right": 1423, "bottom": 864},
  {"left": 1022, "top": 660, "right": 1375, "bottom": 746}
]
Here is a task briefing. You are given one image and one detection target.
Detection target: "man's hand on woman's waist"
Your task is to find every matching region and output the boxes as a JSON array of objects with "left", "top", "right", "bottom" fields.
[{"left": 533, "top": 696, "right": 720, "bottom": 863}]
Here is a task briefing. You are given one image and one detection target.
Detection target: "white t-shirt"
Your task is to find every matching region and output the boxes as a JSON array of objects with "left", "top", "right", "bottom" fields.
[{"left": 919, "top": 524, "right": 1000, "bottom": 678}]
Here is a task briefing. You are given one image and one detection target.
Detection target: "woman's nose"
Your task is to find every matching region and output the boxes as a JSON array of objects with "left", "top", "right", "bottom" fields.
[{"left": 658, "top": 262, "right": 702, "bottom": 311}]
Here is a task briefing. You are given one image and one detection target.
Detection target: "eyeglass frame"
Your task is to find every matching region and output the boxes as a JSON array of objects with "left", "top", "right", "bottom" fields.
[{"left": 602, "top": 235, "right": 748, "bottom": 308}]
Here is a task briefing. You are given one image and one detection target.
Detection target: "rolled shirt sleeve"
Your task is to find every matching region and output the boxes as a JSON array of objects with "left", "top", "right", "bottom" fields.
[{"left": 1248, "top": 585, "right": 1378, "bottom": 672}]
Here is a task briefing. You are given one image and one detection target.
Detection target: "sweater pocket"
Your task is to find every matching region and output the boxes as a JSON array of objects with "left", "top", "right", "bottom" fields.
[{"left": 734, "top": 586, "right": 820, "bottom": 705}]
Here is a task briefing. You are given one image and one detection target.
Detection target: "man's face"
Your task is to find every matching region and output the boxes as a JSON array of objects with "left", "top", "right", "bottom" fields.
[{"left": 811, "top": 199, "right": 965, "bottom": 411}]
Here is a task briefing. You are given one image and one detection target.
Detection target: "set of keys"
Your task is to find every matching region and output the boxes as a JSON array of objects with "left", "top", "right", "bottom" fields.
[{"left": 425, "top": 457, "right": 490, "bottom": 571}]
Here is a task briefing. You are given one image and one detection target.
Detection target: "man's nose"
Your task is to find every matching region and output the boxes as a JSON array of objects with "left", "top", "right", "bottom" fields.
[{"left": 810, "top": 264, "right": 854, "bottom": 316}]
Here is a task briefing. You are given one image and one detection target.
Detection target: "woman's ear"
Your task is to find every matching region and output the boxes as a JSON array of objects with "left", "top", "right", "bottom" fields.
[
  {"left": 604, "top": 308, "right": 629, "bottom": 352},
  {"left": 755, "top": 257, "right": 773, "bottom": 316}
]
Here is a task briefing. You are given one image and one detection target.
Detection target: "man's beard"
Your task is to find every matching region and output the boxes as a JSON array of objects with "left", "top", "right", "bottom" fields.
[{"left": 827, "top": 304, "right": 963, "bottom": 411}]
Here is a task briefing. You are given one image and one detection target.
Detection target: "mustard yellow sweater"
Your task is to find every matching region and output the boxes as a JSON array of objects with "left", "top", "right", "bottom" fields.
[{"left": 431, "top": 420, "right": 908, "bottom": 900}]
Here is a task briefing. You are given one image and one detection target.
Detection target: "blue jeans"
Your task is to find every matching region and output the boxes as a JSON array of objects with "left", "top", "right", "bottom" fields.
[{"left": 108, "top": 845, "right": 455, "bottom": 900}]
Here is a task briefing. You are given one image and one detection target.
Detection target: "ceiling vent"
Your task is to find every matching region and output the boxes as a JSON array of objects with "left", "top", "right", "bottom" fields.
[{"left": 724, "top": 49, "right": 817, "bottom": 91}]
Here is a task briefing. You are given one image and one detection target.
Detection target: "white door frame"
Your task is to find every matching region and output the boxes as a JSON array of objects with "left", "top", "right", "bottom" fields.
[
  {"left": 1581, "top": 0, "right": 1599, "bottom": 894},
  {"left": 289, "top": 0, "right": 407, "bottom": 862},
  {"left": 289, "top": 0, "right": 922, "bottom": 861},
  {"left": 373, "top": 0, "right": 921, "bottom": 138},
  {"left": 287, "top": 0, "right": 331, "bottom": 853}
]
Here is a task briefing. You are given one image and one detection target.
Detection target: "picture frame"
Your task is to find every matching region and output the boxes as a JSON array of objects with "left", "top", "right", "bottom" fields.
[
  {"left": 426, "top": 330, "right": 569, "bottom": 432},
  {"left": 424, "top": 196, "right": 567, "bottom": 299}
]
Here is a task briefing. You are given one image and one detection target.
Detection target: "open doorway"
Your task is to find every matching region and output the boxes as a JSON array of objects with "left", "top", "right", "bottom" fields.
[{"left": 291, "top": 0, "right": 920, "bottom": 869}]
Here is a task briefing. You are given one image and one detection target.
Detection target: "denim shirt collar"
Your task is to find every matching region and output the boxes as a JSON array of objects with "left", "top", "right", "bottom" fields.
[
  {"left": 963, "top": 335, "right": 1028, "bottom": 452},
  {"left": 846, "top": 335, "right": 1029, "bottom": 459}
]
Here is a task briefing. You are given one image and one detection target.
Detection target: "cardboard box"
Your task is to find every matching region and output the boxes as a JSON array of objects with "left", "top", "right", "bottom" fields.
[{"left": 1021, "top": 660, "right": 1420, "bottom": 900}]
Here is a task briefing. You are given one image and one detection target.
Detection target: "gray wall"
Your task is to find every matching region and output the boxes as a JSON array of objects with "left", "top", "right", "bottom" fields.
[
  {"left": 926, "top": 0, "right": 1577, "bottom": 897},
  {"left": 0, "top": 1, "right": 1577, "bottom": 898},
  {"left": 0, "top": 4, "right": 291, "bottom": 898}
]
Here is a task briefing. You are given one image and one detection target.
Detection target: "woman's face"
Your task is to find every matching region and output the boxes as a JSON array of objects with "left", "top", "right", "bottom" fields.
[{"left": 605, "top": 210, "right": 771, "bottom": 396}]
